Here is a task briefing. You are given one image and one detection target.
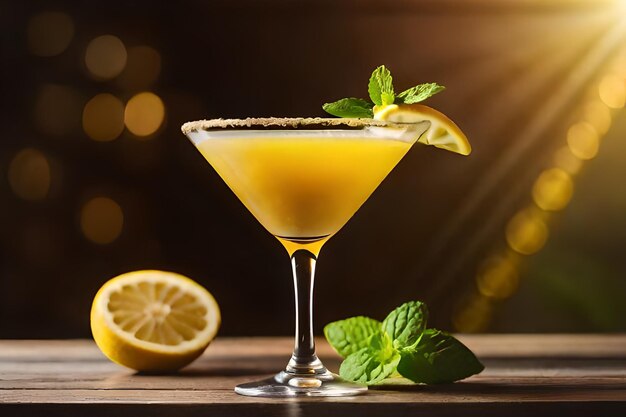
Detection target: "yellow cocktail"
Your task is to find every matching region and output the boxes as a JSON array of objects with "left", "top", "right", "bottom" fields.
[{"left": 196, "top": 132, "right": 411, "bottom": 254}]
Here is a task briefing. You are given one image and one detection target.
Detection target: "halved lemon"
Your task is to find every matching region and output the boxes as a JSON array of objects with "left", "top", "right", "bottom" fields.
[
  {"left": 91, "top": 270, "right": 221, "bottom": 372},
  {"left": 374, "top": 103, "right": 471, "bottom": 155}
]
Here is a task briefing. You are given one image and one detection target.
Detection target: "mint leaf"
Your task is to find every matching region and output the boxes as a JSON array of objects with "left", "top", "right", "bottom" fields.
[
  {"left": 339, "top": 333, "right": 400, "bottom": 385},
  {"left": 397, "top": 83, "right": 445, "bottom": 104},
  {"left": 368, "top": 329, "right": 391, "bottom": 351},
  {"left": 397, "top": 329, "right": 484, "bottom": 384},
  {"left": 381, "top": 92, "right": 395, "bottom": 107},
  {"left": 324, "top": 316, "right": 381, "bottom": 358},
  {"left": 368, "top": 65, "right": 394, "bottom": 106},
  {"left": 382, "top": 301, "right": 428, "bottom": 349},
  {"left": 322, "top": 98, "right": 373, "bottom": 118}
]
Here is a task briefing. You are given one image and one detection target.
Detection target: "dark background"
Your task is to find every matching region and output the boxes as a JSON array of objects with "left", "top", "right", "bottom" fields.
[{"left": 1, "top": 0, "right": 625, "bottom": 338}]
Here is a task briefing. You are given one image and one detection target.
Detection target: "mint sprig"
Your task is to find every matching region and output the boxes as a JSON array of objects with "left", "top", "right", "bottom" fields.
[
  {"left": 322, "top": 65, "right": 445, "bottom": 118},
  {"left": 324, "top": 300, "right": 484, "bottom": 385}
]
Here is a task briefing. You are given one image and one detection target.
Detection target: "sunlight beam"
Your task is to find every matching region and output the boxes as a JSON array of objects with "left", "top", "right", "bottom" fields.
[{"left": 417, "top": 20, "right": 626, "bottom": 302}]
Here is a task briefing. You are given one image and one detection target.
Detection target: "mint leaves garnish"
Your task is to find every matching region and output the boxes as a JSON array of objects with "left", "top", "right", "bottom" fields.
[
  {"left": 339, "top": 333, "right": 401, "bottom": 385},
  {"left": 321, "top": 98, "right": 373, "bottom": 118},
  {"left": 382, "top": 301, "right": 428, "bottom": 349},
  {"left": 323, "top": 65, "right": 445, "bottom": 118},
  {"left": 323, "top": 316, "right": 381, "bottom": 357},
  {"left": 368, "top": 65, "right": 395, "bottom": 106},
  {"left": 324, "top": 300, "right": 484, "bottom": 385},
  {"left": 397, "top": 83, "right": 446, "bottom": 104},
  {"left": 396, "top": 329, "right": 484, "bottom": 384}
]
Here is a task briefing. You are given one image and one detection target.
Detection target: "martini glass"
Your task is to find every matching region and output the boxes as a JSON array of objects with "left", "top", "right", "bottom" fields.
[{"left": 182, "top": 117, "right": 428, "bottom": 397}]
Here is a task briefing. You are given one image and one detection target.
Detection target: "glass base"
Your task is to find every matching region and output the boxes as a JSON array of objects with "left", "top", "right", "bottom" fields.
[{"left": 234, "top": 370, "right": 367, "bottom": 397}]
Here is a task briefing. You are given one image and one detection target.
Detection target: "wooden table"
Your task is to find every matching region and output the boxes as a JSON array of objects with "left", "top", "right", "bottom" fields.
[{"left": 1, "top": 335, "right": 625, "bottom": 416}]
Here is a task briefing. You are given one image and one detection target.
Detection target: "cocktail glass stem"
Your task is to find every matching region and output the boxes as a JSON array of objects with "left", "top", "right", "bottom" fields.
[
  {"left": 285, "top": 249, "right": 326, "bottom": 375},
  {"left": 233, "top": 245, "right": 367, "bottom": 396}
]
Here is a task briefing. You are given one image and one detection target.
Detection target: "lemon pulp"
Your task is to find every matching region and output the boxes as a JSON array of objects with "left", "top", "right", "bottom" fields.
[{"left": 91, "top": 270, "right": 221, "bottom": 371}]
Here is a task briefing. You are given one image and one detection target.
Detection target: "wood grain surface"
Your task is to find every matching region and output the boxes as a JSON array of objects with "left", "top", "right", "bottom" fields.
[{"left": 1, "top": 335, "right": 626, "bottom": 416}]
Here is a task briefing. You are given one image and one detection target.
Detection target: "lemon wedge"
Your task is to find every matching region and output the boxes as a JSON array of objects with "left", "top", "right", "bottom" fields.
[
  {"left": 374, "top": 103, "right": 471, "bottom": 155},
  {"left": 91, "top": 270, "right": 221, "bottom": 372}
]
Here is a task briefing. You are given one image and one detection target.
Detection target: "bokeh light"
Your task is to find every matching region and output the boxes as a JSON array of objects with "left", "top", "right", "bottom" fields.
[
  {"left": 476, "top": 254, "right": 520, "bottom": 300},
  {"left": 34, "top": 84, "right": 82, "bottom": 136},
  {"left": 583, "top": 100, "right": 611, "bottom": 135},
  {"left": 598, "top": 74, "right": 626, "bottom": 109},
  {"left": 27, "top": 12, "right": 74, "bottom": 57},
  {"left": 8, "top": 149, "right": 51, "bottom": 201},
  {"left": 453, "top": 293, "right": 493, "bottom": 333},
  {"left": 532, "top": 168, "right": 574, "bottom": 211},
  {"left": 80, "top": 197, "right": 124, "bottom": 244},
  {"left": 506, "top": 208, "right": 549, "bottom": 255},
  {"left": 85, "top": 35, "right": 127, "bottom": 80},
  {"left": 567, "top": 122, "right": 600, "bottom": 160},
  {"left": 116, "top": 46, "right": 162, "bottom": 90},
  {"left": 582, "top": 100, "right": 612, "bottom": 135},
  {"left": 124, "top": 92, "right": 165, "bottom": 137},
  {"left": 82, "top": 94, "right": 125, "bottom": 141}
]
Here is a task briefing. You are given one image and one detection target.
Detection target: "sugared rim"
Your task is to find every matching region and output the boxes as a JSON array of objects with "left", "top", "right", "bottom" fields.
[{"left": 181, "top": 117, "right": 400, "bottom": 134}]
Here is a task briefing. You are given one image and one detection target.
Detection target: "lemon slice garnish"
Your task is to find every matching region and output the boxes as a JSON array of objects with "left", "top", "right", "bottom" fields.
[
  {"left": 374, "top": 103, "right": 471, "bottom": 155},
  {"left": 91, "top": 270, "right": 221, "bottom": 372}
]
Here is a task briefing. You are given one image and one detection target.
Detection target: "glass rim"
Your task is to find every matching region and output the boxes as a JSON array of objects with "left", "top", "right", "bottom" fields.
[{"left": 181, "top": 117, "right": 427, "bottom": 134}]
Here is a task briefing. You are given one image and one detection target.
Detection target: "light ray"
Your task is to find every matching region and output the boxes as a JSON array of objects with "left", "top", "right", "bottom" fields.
[{"left": 410, "top": 19, "right": 626, "bottom": 302}]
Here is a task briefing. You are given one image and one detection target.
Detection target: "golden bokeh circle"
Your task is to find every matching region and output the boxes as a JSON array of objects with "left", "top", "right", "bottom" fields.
[
  {"left": 8, "top": 148, "right": 51, "bottom": 201},
  {"left": 532, "top": 168, "right": 574, "bottom": 212},
  {"left": 124, "top": 92, "right": 165, "bottom": 137},
  {"left": 598, "top": 74, "right": 625, "bottom": 109},
  {"left": 82, "top": 94, "right": 125, "bottom": 141},
  {"left": 27, "top": 12, "right": 74, "bottom": 57},
  {"left": 85, "top": 35, "right": 127, "bottom": 80},
  {"left": 567, "top": 122, "right": 599, "bottom": 160},
  {"left": 80, "top": 197, "right": 124, "bottom": 244},
  {"left": 506, "top": 208, "right": 549, "bottom": 255},
  {"left": 476, "top": 255, "right": 519, "bottom": 300},
  {"left": 452, "top": 294, "right": 493, "bottom": 333}
]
